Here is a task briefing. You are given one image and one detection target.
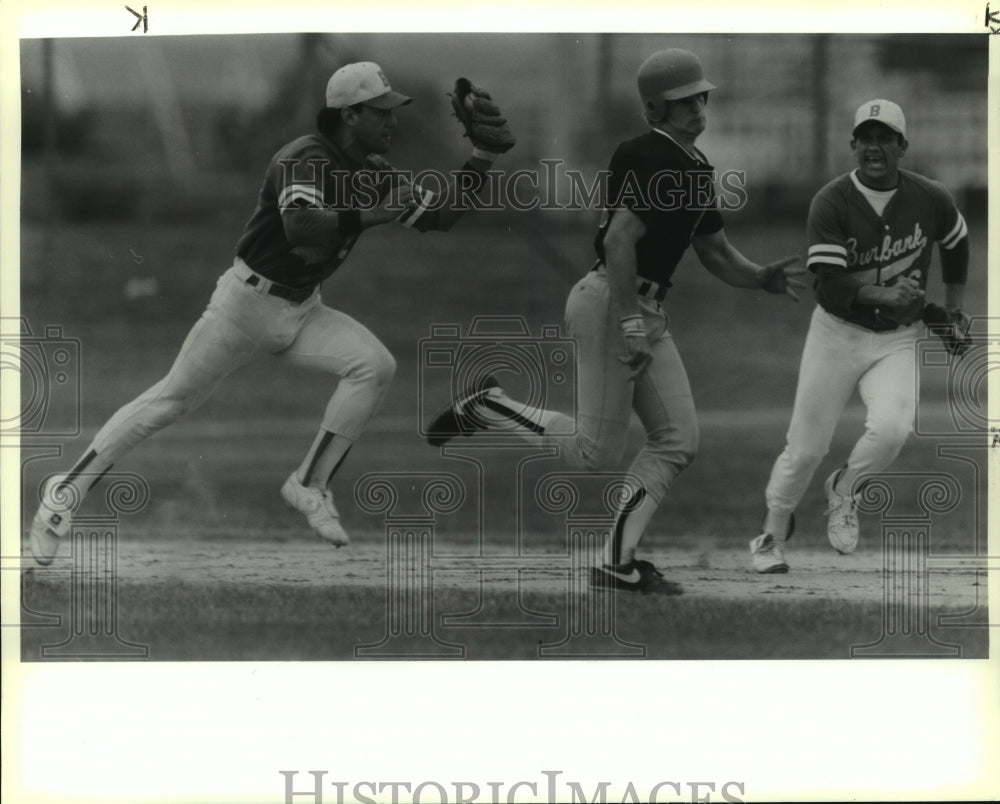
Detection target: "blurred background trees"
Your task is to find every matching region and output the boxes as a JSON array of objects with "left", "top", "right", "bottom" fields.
[{"left": 19, "top": 33, "right": 988, "bottom": 293}]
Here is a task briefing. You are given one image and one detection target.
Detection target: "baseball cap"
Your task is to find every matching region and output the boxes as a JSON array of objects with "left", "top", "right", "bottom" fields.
[
  {"left": 325, "top": 62, "right": 412, "bottom": 110},
  {"left": 852, "top": 99, "right": 906, "bottom": 138}
]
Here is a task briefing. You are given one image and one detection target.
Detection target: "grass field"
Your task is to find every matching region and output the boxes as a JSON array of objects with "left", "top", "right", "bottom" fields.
[{"left": 15, "top": 212, "right": 991, "bottom": 662}]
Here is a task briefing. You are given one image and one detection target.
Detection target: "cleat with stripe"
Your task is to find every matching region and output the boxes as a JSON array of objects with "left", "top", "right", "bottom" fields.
[
  {"left": 590, "top": 559, "right": 683, "bottom": 595},
  {"left": 425, "top": 375, "right": 502, "bottom": 446}
]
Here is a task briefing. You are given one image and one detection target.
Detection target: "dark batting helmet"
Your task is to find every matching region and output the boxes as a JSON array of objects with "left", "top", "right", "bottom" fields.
[{"left": 637, "top": 49, "right": 716, "bottom": 123}]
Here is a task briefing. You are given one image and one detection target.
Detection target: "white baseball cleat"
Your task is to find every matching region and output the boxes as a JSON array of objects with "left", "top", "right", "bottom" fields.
[
  {"left": 749, "top": 533, "right": 789, "bottom": 574},
  {"left": 28, "top": 474, "right": 75, "bottom": 566},
  {"left": 280, "top": 472, "right": 350, "bottom": 547},
  {"left": 749, "top": 513, "right": 793, "bottom": 573},
  {"left": 824, "top": 470, "right": 859, "bottom": 555}
]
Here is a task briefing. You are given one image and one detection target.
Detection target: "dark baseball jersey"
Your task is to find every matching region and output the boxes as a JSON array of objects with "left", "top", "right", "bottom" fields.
[
  {"left": 807, "top": 168, "right": 968, "bottom": 331},
  {"left": 236, "top": 135, "right": 442, "bottom": 291},
  {"left": 594, "top": 129, "right": 724, "bottom": 290}
]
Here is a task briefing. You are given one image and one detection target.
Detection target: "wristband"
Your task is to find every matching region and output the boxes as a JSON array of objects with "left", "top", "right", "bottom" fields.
[
  {"left": 338, "top": 209, "right": 362, "bottom": 237},
  {"left": 459, "top": 161, "right": 488, "bottom": 195},
  {"left": 619, "top": 314, "right": 646, "bottom": 338},
  {"left": 471, "top": 147, "right": 499, "bottom": 163}
]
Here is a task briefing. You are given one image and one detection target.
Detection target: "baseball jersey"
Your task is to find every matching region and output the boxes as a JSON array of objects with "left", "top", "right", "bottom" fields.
[
  {"left": 236, "top": 135, "right": 445, "bottom": 291},
  {"left": 594, "top": 129, "right": 724, "bottom": 289},
  {"left": 807, "top": 168, "right": 968, "bottom": 331}
]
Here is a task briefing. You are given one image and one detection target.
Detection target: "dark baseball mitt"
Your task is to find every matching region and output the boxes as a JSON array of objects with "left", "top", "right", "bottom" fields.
[
  {"left": 923, "top": 303, "right": 972, "bottom": 357},
  {"left": 449, "top": 78, "right": 516, "bottom": 155}
]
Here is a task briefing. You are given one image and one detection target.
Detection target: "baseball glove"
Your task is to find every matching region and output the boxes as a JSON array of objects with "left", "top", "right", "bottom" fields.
[
  {"left": 923, "top": 303, "right": 972, "bottom": 357},
  {"left": 448, "top": 78, "right": 516, "bottom": 155}
]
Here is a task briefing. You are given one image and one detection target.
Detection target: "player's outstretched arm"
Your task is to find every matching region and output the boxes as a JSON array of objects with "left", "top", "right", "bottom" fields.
[
  {"left": 397, "top": 78, "right": 515, "bottom": 233},
  {"left": 692, "top": 230, "right": 805, "bottom": 300},
  {"left": 281, "top": 177, "right": 415, "bottom": 245}
]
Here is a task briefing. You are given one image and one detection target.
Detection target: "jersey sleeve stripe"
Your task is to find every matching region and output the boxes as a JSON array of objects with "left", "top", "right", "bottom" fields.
[
  {"left": 398, "top": 186, "right": 438, "bottom": 229},
  {"left": 807, "top": 244, "right": 848, "bottom": 269},
  {"left": 808, "top": 244, "right": 847, "bottom": 257},
  {"left": 939, "top": 214, "right": 968, "bottom": 250},
  {"left": 807, "top": 254, "right": 848, "bottom": 269},
  {"left": 278, "top": 185, "right": 324, "bottom": 210}
]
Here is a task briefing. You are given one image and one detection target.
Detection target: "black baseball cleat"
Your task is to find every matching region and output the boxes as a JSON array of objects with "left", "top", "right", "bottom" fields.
[
  {"left": 425, "top": 375, "right": 500, "bottom": 446},
  {"left": 590, "top": 559, "right": 683, "bottom": 596}
]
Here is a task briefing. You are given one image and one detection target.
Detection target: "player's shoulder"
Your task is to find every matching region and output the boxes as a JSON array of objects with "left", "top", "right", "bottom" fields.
[
  {"left": 610, "top": 130, "right": 691, "bottom": 174},
  {"left": 610, "top": 131, "right": 653, "bottom": 161},
  {"left": 271, "top": 134, "right": 336, "bottom": 163},
  {"left": 812, "top": 172, "right": 853, "bottom": 202},
  {"left": 808, "top": 172, "right": 853, "bottom": 215},
  {"left": 898, "top": 169, "right": 955, "bottom": 204}
]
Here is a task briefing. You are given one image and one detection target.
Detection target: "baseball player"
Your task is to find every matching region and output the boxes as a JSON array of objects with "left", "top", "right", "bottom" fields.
[
  {"left": 750, "top": 99, "right": 970, "bottom": 573},
  {"left": 426, "top": 49, "right": 805, "bottom": 595},
  {"left": 28, "top": 62, "right": 515, "bottom": 566}
]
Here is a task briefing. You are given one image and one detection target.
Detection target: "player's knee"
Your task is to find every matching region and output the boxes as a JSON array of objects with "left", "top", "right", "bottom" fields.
[
  {"left": 682, "top": 421, "right": 700, "bottom": 464},
  {"left": 650, "top": 422, "right": 699, "bottom": 470},
  {"left": 784, "top": 443, "right": 829, "bottom": 473},
  {"left": 372, "top": 346, "right": 397, "bottom": 387},
  {"left": 579, "top": 437, "right": 626, "bottom": 471},
  {"left": 868, "top": 413, "right": 913, "bottom": 450},
  {"left": 633, "top": 418, "right": 699, "bottom": 475},
  {"left": 357, "top": 343, "right": 396, "bottom": 390},
  {"left": 668, "top": 443, "right": 698, "bottom": 473},
  {"left": 145, "top": 395, "right": 189, "bottom": 428}
]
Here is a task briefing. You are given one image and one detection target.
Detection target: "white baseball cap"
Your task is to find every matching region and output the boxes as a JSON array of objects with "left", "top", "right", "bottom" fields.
[
  {"left": 852, "top": 99, "right": 906, "bottom": 138},
  {"left": 325, "top": 62, "right": 412, "bottom": 109}
]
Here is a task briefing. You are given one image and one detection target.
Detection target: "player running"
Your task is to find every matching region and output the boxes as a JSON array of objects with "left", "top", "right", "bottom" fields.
[
  {"left": 28, "top": 62, "right": 514, "bottom": 566},
  {"left": 425, "top": 49, "right": 805, "bottom": 595},
  {"left": 750, "top": 99, "right": 971, "bottom": 573}
]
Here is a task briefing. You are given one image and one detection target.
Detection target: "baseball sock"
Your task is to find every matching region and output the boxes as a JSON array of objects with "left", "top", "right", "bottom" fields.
[
  {"left": 479, "top": 389, "right": 575, "bottom": 438},
  {"left": 51, "top": 448, "right": 115, "bottom": 508},
  {"left": 832, "top": 465, "right": 857, "bottom": 498},
  {"left": 298, "top": 430, "right": 352, "bottom": 488},
  {"left": 603, "top": 486, "right": 657, "bottom": 566},
  {"left": 763, "top": 510, "right": 793, "bottom": 540}
]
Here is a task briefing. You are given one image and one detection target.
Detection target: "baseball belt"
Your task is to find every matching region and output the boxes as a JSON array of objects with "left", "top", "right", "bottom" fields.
[
  {"left": 591, "top": 261, "right": 669, "bottom": 302},
  {"left": 233, "top": 258, "right": 316, "bottom": 304}
]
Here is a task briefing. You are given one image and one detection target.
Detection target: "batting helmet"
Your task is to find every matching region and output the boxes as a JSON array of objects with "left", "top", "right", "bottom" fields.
[{"left": 637, "top": 49, "right": 716, "bottom": 123}]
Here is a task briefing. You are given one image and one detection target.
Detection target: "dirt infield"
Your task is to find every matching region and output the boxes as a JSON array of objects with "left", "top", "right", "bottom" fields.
[{"left": 30, "top": 534, "right": 983, "bottom": 608}]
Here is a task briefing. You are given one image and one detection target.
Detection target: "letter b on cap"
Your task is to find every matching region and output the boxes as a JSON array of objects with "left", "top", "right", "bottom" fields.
[{"left": 869, "top": 104, "right": 881, "bottom": 118}]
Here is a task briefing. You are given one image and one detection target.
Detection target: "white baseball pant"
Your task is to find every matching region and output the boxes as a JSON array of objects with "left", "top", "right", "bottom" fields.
[
  {"left": 90, "top": 259, "right": 395, "bottom": 464},
  {"left": 766, "top": 305, "right": 918, "bottom": 513},
  {"left": 489, "top": 267, "right": 699, "bottom": 563}
]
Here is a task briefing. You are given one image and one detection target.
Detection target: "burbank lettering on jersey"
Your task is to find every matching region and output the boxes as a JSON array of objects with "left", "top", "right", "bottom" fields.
[
  {"left": 274, "top": 159, "right": 748, "bottom": 213},
  {"left": 846, "top": 221, "right": 928, "bottom": 267},
  {"left": 279, "top": 770, "right": 747, "bottom": 804}
]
